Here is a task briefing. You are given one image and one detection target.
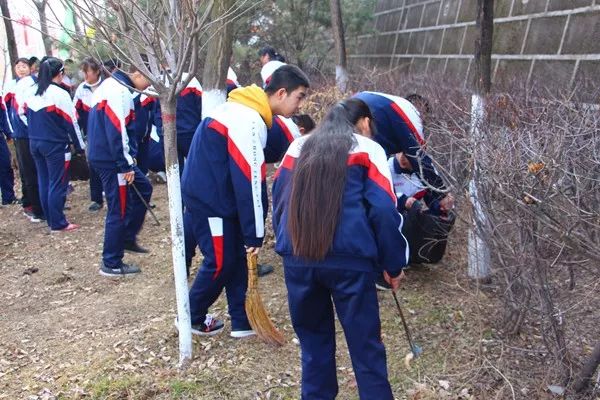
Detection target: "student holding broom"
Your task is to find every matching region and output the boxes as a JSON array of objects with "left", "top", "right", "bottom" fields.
[
  {"left": 178, "top": 65, "right": 309, "bottom": 337},
  {"left": 272, "top": 99, "right": 408, "bottom": 400}
]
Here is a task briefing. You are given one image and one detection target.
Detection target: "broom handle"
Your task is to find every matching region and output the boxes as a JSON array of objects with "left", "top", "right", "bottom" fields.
[
  {"left": 247, "top": 253, "right": 258, "bottom": 290},
  {"left": 392, "top": 291, "right": 417, "bottom": 353}
]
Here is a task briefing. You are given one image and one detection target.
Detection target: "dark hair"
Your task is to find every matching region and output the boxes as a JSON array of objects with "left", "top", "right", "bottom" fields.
[
  {"left": 258, "top": 46, "right": 285, "bottom": 62},
  {"left": 16, "top": 57, "right": 30, "bottom": 66},
  {"left": 291, "top": 114, "right": 316, "bottom": 134},
  {"left": 36, "top": 57, "right": 64, "bottom": 96},
  {"left": 80, "top": 57, "right": 101, "bottom": 72},
  {"left": 264, "top": 65, "right": 310, "bottom": 95},
  {"left": 102, "top": 58, "right": 121, "bottom": 72},
  {"left": 28, "top": 56, "right": 39, "bottom": 66},
  {"left": 287, "top": 101, "right": 374, "bottom": 260},
  {"left": 339, "top": 98, "right": 377, "bottom": 136},
  {"left": 406, "top": 93, "right": 431, "bottom": 115}
]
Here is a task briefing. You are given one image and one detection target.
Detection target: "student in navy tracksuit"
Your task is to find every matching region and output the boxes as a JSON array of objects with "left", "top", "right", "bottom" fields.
[
  {"left": 226, "top": 67, "right": 240, "bottom": 95},
  {"left": 87, "top": 67, "right": 153, "bottom": 276},
  {"left": 179, "top": 65, "right": 309, "bottom": 337},
  {"left": 74, "top": 57, "right": 104, "bottom": 211},
  {"left": 0, "top": 94, "right": 16, "bottom": 204},
  {"left": 7, "top": 58, "right": 44, "bottom": 221},
  {"left": 26, "top": 58, "right": 85, "bottom": 232},
  {"left": 272, "top": 99, "right": 408, "bottom": 400},
  {"left": 131, "top": 92, "right": 155, "bottom": 174},
  {"left": 175, "top": 76, "right": 202, "bottom": 172}
]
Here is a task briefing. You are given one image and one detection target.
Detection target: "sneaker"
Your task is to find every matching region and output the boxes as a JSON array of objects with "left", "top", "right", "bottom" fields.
[
  {"left": 148, "top": 202, "right": 156, "bottom": 209},
  {"left": 175, "top": 315, "right": 224, "bottom": 336},
  {"left": 257, "top": 264, "right": 274, "bottom": 277},
  {"left": 99, "top": 262, "right": 141, "bottom": 277},
  {"left": 230, "top": 329, "right": 256, "bottom": 338},
  {"left": 23, "top": 209, "right": 44, "bottom": 223},
  {"left": 88, "top": 202, "right": 103, "bottom": 211},
  {"left": 51, "top": 223, "right": 80, "bottom": 232},
  {"left": 124, "top": 241, "right": 149, "bottom": 254},
  {"left": 1, "top": 198, "right": 20, "bottom": 205},
  {"left": 156, "top": 171, "right": 167, "bottom": 184},
  {"left": 375, "top": 275, "right": 392, "bottom": 291}
]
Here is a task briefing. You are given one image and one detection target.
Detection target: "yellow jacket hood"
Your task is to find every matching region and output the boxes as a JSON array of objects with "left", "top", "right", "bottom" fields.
[{"left": 227, "top": 84, "right": 273, "bottom": 128}]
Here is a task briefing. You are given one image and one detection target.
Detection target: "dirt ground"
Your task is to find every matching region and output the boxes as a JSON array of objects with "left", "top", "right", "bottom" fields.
[{"left": 0, "top": 177, "right": 570, "bottom": 400}]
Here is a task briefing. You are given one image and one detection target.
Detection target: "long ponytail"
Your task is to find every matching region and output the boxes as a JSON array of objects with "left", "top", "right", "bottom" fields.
[{"left": 35, "top": 57, "right": 64, "bottom": 96}]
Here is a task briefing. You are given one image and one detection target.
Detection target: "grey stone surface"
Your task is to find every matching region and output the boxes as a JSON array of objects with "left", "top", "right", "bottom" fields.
[
  {"left": 493, "top": 20, "right": 528, "bottom": 54},
  {"left": 423, "top": 29, "right": 445, "bottom": 53},
  {"left": 573, "top": 60, "right": 600, "bottom": 102},
  {"left": 445, "top": 59, "right": 470, "bottom": 81},
  {"left": 376, "top": 10, "right": 403, "bottom": 33},
  {"left": 547, "top": 0, "right": 592, "bottom": 11},
  {"left": 523, "top": 16, "right": 566, "bottom": 54},
  {"left": 410, "top": 57, "right": 430, "bottom": 74},
  {"left": 440, "top": 26, "right": 465, "bottom": 54},
  {"left": 395, "top": 32, "right": 412, "bottom": 54},
  {"left": 457, "top": 0, "right": 477, "bottom": 23},
  {"left": 377, "top": 34, "right": 397, "bottom": 54},
  {"left": 422, "top": 2, "right": 441, "bottom": 27},
  {"left": 405, "top": 4, "right": 425, "bottom": 29},
  {"left": 561, "top": 11, "right": 600, "bottom": 54},
  {"left": 408, "top": 31, "right": 428, "bottom": 54},
  {"left": 461, "top": 25, "right": 478, "bottom": 55},
  {"left": 494, "top": 0, "right": 513, "bottom": 18},
  {"left": 494, "top": 59, "right": 533, "bottom": 85},
  {"left": 427, "top": 57, "right": 447, "bottom": 74},
  {"left": 438, "top": 0, "right": 461, "bottom": 24},
  {"left": 530, "top": 60, "right": 576, "bottom": 87},
  {"left": 511, "top": 0, "right": 547, "bottom": 16}
]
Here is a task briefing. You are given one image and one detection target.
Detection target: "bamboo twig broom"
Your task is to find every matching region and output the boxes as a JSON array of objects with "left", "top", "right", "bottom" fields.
[{"left": 245, "top": 253, "right": 285, "bottom": 346}]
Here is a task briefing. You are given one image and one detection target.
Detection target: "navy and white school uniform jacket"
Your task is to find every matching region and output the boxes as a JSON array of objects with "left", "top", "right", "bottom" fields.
[
  {"left": 86, "top": 71, "right": 135, "bottom": 173},
  {"left": 260, "top": 61, "right": 286, "bottom": 87},
  {"left": 73, "top": 78, "right": 102, "bottom": 136},
  {"left": 353, "top": 91, "right": 446, "bottom": 201},
  {"left": 24, "top": 83, "right": 85, "bottom": 151},
  {"left": 264, "top": 115, "right": 301, "bottom": 163},
  {"left": 176, "top": 76, "right": 202, "bottom": 140},
  {"left": 181, "top": 85, "right": 274, "bottom": 248},
  {"left": 130, "top": 93, "right": 156, "bottom": 156},
  {"left": 10, "top": 76, "right": 38, "bottom": 139},
  {"left": 272, "top": 134, "right": 409, "bottom": 277},
  {"left": 3, "top": 79, "right": 17, "bottom": 136},
  {"left": 227, "top": 67, "right": 240, "bottom": 94},
  {"left": 0, "top": 95, "right": 11, "bottom": 138}
]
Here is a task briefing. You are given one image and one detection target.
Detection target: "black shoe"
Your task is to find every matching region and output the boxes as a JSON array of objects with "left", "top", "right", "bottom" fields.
[
  {"left": 124, "top": 241, "right": 149, "bottom": 254},
  {"left": 99, "top": 262, "right": 141, "bottom": 277},
  {"left": 149, "top": 202, "right": 156, "bottom": 209},
  {"left": 375, "top": 275, "right": 392, "bottom": 291},
  {"left": 174, "top": 315, "right": 224, "bottom": 336},
  {"left": 2, "top": 198, "right": 19, "bottom": 205},
  {"left": 88, "top": 202, "right": 103, "bottom": 211},
  {"left": 257, "top": 263, "right": 274, "bottom": 277}
]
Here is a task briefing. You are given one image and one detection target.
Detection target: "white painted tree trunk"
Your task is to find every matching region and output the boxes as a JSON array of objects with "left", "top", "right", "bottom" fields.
[
  {"left": 467, "top": 94, "right": 491, "bottom": 280},
  {"left": 335, "top": 65, "right": 349, "bottom": 93},
  {"left": 202, "top": 89, "right": 227, "bottom": 119},
  {"left": 160, "top": 100, "right": 192, "bottom": 365}
]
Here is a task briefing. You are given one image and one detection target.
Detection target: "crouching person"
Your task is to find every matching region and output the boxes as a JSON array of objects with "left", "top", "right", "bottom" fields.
[{"left": 87, "top": 65, "right": 153, "bottom": 277}]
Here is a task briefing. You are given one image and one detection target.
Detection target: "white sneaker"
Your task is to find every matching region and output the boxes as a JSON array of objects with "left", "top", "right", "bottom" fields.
[{"left": 230, "top": 329, "right": 256, "bottom": 338}]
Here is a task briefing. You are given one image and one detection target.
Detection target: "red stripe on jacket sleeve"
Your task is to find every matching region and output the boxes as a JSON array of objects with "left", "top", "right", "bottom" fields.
[
  {"left": 207, "top": 119, "right": 252, "bottom": 181},
  {"left": 98, "top": 100, "right": 122, "bottom": 133},
  {"left": 47, "top": 105, "right": 73, "bottom": 124},
  {"left": 347, "top": 152, "right": 396, "bottom": 202},
  {"left": 273, "top": 154, "right": 296, "bottom": 179},
  {"left": 180, "top": 87, "right": 202, "bottom": 97},
  {"left": 274, "top": 117, "right": 294, "bottom": 143},
  {"left": 389, "top": 102, "right": 425, "bottom": 146}
]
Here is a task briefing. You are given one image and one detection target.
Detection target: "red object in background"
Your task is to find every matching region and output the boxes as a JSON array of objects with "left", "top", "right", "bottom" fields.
[{"left": 17, "top": 16, "right": 32, "bottom": 46}]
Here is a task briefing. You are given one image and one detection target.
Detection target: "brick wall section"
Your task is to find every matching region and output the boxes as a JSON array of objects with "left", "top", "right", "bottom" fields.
[{"left": 352, "top": 0, "right": 600, "bottom": 100}]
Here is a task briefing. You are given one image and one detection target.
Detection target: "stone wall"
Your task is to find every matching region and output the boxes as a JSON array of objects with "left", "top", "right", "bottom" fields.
[{"left": 351, "top": 0, "right": 600, "bottom": 100}]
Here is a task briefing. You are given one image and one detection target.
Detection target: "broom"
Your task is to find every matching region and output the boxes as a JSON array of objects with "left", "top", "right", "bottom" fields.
[{"left": 245, "top": 253, "right": 285, "bottom": 346}]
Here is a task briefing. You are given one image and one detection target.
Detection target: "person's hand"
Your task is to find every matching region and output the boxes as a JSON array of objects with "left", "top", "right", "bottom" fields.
[
  {"left": 439, "top": 193, "right": 454, "bottom": 212},
  {"left": 405, "top": 197, "right": 417, "bottom": 209},
  {"left": 123, "top": 171, "right": 135, "bottom": 184},
  {"left": 384, "top": 270, "right": 406, "bottom": 291},
  {"left": 395, "top": 152, "right": 412, "bottom": 171},
  {"left": 245, "top": 246, "right": 260, "bottom": 256}
]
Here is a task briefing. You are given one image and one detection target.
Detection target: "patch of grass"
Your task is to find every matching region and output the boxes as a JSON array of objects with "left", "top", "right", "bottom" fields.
[
  {"left": 88, "top": 376, "right": 144, "bottom": 399},
  {"left": 169, "top": 380, "right": 205, "bottom": 398}
]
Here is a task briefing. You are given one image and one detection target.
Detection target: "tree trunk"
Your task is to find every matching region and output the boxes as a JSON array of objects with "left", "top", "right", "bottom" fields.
[
  {"left": 329, "top": 0, "right": 348, "bottom": 92},
  {"left": 467, "top": 0, "right": 493, "bottom": 281},
  {"left": 34, "top": 0, "right": 53, "bottom": 56},
  {"left": 160, "top": 97, "right": 192, "bottom": 365},
  {"left": 201, "top": 0, "right": 234, "bottom": 118},
  {"left": 0, "top": 0, "right": 18, "bottom": 77},
  {"left": 572, "top": 341, "right": 600, "bottom": 393}
]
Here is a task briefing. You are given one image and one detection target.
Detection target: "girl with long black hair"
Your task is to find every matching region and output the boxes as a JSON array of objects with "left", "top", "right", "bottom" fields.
[
  {"left": 272, "top": 99, "right": 409, "bottom": 399},
  {"left": 25, "top": 57, "right": 85, "bottom": 232}
]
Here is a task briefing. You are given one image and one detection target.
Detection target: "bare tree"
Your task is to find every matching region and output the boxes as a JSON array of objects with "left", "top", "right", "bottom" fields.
[
  {"left": 467, "top": 0, "right": 493, "bottom": 282},
  {"left": 202, "top": 0, "right": 234, "bottom": 117},
  {"left": 329, "top": 0, "right": 348, "bottom": 92},
  {"left": 0, "top": 0, "right": 18, "bottom": 76},
  {"left": 32, "top": 0, "right": 53, "bottom": 56}
]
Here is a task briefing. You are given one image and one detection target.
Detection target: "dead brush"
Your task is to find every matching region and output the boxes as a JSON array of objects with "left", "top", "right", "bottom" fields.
[{"left": 245, "top": 253, "right": 285, "bottom": 346}]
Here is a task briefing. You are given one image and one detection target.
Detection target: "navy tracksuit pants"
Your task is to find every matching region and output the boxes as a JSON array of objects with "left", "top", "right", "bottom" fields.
[
  {"left": 0, "top": 135, "right": 15, "bottom": 204},
  {"left": 88, "top": 165, "right": 103, "bottom": 205},
  {"left": 185, "top": 209, "right": 252, "bottom": 331},
  {"left": 29, "top": 140, "right": 71, "bottom": 230},
  {"left": 14, "top": 138, "right": 43, "bottom": 216},
  {"left": 177, "top": 135, "right": 193, "bottom": 174},
  {"left": 136, "top": 136, "right": 150, "bottom": 175},
  {"left": 284, "top": 266, "right": 393, "bottom": 400},
  {"left": 93, "top": 165, "right": 152, "bottom": 269}
]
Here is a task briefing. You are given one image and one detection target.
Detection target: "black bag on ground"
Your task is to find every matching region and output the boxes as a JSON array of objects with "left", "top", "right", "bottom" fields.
[
  {"left": 402, "top": 204, "right": 456, "bottom": 264},
  {"left": 70, "top": 152, "right": 90, "bottom": 181}
]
